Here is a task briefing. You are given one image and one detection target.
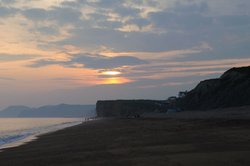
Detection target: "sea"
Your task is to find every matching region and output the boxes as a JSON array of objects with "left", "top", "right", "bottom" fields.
[{"left": 0, "top": 118, "right": 82, "bottom": 150}]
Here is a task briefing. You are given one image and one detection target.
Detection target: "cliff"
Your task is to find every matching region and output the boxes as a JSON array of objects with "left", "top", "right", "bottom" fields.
[
  {"left": 178, "top": 66, "right": 250, "bottom": 110},
  {"left": 96, "top": 100, "right": 166, "bottom": 117}
]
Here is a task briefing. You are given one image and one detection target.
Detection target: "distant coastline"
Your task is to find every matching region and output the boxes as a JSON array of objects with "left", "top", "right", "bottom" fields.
[{"left": 0, "top": 104, "right": 96, "bottom": 118}]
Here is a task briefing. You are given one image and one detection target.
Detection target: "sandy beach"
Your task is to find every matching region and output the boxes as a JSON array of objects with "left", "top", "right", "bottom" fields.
[{"left": 1, "top": 108, "right": 250, "bottom": 166}]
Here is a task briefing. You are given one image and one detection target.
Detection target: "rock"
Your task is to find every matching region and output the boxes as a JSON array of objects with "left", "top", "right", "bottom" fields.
[
  {"left": 96, "top": 100, "right": 166, "bottom": 117},
  {"left": 178, "top": 66, "right": 250, "bottom": 110}
]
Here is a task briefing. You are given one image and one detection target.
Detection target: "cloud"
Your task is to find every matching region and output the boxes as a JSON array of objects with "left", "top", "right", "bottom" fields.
[
  {"left": 61, "top": 1, "right": 81, "bottom": 8},
  {"left": 0, "top": 0, "right": 16, "bottom": 4},
  {"left": 0, "top": 6, "right": 17, "bottom": 17},
  {"left": 113, "top": 5, "right": 141, "bottom": 17},
  {"left": 49, "top": 2, "right": 211, "bottom": 52},
  {"left": 219, "top": 15, "right": 250, "bottom": 27},
  {"left": 69, "top": 54, "right": 148, "bottom": 69},
  {"left": 21, "top": 6, "right": 82, "bottom": 25},
  {"left": 173, "top": 1, "right": 209, "bottom": 14},
  {"left": 50, "top": 77, "right": 85, "bottom": 81},
  {"left": 30, "top": 53, "right": 148, "bottom": 69},
  {"left": 150, "top": 11, "right": 213, "bottom": 31},
  {"left": 50, "top": 6, "right": 82, "bottom": 25},
  {"left": 126, "top": 57, "right": 250, "bottom": 81},
  {"left": 0, "top": 77, "right": 15, "bottom": 81},
  {"left": 36, "top": 26, "right": 58, "bottom": 35},
  {"left": 22, "top": 8, "right": 48, "bottom": 20},
  {"left": 149, "top": 2, "right": 213, "bottom": 32},
  {"left": 13, "top": 0, "right": 248, "bottom": 54},
  {"left": 1, "top": 0, "right": 250, "bottom": 108},
  {"left": 94, "top": 0, "right": 125, "bottom": 8},
  {"left": 126, "top": 18, "right": 151, "bottom": 28},
  {"left": 0, "top": 54, "right": 37, "bottom": 61},
  {"left": 58, "top": 26, "right": 203, "bottom": 52}
]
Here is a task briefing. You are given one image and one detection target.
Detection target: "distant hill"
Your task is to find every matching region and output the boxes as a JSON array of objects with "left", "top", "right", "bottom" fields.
[
  {"left": 0, "top": 104, "right": 96, "bottom": 118},
  {"left": 178, "top": 66, "right": 250, "bottom": 110},
  {"left": 0, "top": 106, "right": 31, "bottom": 117}
]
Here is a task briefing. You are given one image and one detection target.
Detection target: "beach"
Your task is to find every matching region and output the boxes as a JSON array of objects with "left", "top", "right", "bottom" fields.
[{"left": 1, "top": 110, "right": 250, "bottom": 166}]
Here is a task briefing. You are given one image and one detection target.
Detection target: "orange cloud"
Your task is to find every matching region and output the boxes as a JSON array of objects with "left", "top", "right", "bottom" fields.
[{"left": 98, "top": 77, "right": 133, "bottom": 85}]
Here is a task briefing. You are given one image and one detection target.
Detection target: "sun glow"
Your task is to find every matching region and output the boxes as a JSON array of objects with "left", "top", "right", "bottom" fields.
[
  {"left": 101, "top": 71, "right": 121, "bottom": 76},
  {"left": 99, "top": 77, "right": 132, "bottom": 85}
]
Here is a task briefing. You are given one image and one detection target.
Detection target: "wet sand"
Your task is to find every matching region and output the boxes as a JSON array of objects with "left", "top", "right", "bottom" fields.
[{"left": 1, "top": 112, "right": 250, "bottom": 165}]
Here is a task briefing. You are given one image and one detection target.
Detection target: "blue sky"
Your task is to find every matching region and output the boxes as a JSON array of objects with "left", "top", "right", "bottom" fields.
[{"left": 0, "top": 0, "right": 250, "bottom": 108}]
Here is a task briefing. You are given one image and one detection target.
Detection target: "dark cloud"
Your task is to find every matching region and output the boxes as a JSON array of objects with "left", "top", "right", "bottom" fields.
[
  {"left": 219, "top": 15, "right": 250, "bottom": 27},
  {"left": 36, "top": 26, "right": 58, "bottom": 35},
  {"left": 29, "top": 59, "right": 59, "bottom": 68},
  {"left": 113, "top": 5, "right": 140, "bottom": 17},
  {"left": 61, "top": 1, "right": 80, "bottom": 8},
  {"left": 50, "top": 2, "right": 211, "bottom": 52},
  {"left": 149, "top": 2, "right": 213, "bottom": 31},
  {"left": 150, "top": 11, "right": 212, "bottom": 30},
  {"left": 0, "top": 6, "right": 17, "bottom": 17},
  {"left": 58, "top": 26, "right": 202, "bottom": 52},
  {"left": 30, "top": 54, "right": 148, "bottom": 69},
  {"left": 86, "top": 13, "right": 123, "bottom": 29},
  {"left": 88, "top": 13, "right": 109, "bottom": 21},
  {"left": 72, "top": 54, "right": 148, "bottom": 69},
  {"left": 94, "top": 0, "right": 124, "bottom": 8},
  {"left": 127, "top": 18, "right": 151, "bottom": 28},
  {"left": 57, "top": 28, "right": 125, "bottom": 50},
  {"left": 97, "top": 20, "right": 123, "bottom": 29},
  {"left": 3, "top": 0, "right": 249, "bottom": 65},
  {"left": 173, "top": 1, "right": 209, "bottom": 14},
  {"left": 34, "top": 1, "right": 248, "bottom": 58},
  {"left": 50, "top": 7, "right": 82, "bottom": 25},
  {"left": 22, "top": 8, "right": 48, "bottom": 20},
  {"left": 0, "top": 54, "right": 37, "bottom": 61},
  {"left": 64, "top": 0, "right": 125, "bottom": 9},
  {"left": 0, "top": 0, "right": 16, "bottom": 4},
  {"left": 21, "top": 7, "right": 82, "bottom": 25}
]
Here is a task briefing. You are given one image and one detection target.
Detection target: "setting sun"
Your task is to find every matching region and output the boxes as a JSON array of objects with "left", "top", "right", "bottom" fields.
[{"left": 101, "top": 71, "right": 121, "bottom": 76}]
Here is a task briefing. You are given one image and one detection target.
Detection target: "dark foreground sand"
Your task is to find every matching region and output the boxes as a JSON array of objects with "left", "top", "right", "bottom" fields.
[{"left": 1, "top": 116, "right": 250, "bottom": 166}]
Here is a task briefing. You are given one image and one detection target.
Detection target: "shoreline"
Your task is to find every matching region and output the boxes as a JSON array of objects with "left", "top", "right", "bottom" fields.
[
  {"left": 0, "top": 119, "right": 83, "bottom": 151},
  {"left": 0, "top": 117, "right": 104, "bottom": 152},
  {"left": 0, "top": 108, "right": 250, "bottom": 165}
]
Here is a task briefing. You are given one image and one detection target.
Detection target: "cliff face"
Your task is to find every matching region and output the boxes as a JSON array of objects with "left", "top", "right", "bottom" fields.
[
  {"left": 96, "top": 100, "right": 165, "bottom": 117},
  {"left": 178, "top": 66, "right": 250, "bottom": 110}
]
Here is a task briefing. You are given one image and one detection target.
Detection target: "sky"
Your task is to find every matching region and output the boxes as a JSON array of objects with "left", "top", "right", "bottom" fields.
[{"left": 0, "top": 0, "right": 250, "bottom": 108}]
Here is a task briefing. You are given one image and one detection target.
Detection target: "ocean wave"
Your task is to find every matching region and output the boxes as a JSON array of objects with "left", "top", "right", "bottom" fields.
[
  {"left": 0, "top": 119, "right": 81, "bottom": 150},
  {"left": 0, "top": 133, "right": 31, "bottom": 146}
]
